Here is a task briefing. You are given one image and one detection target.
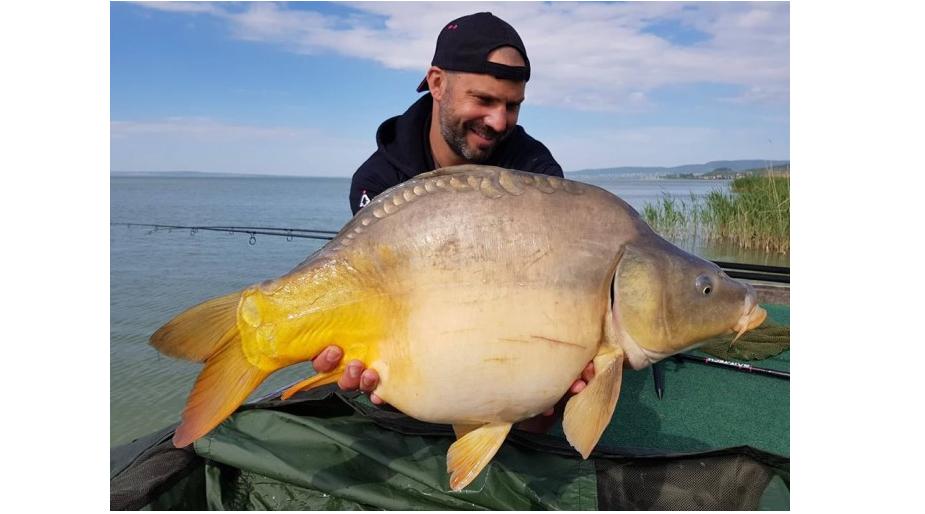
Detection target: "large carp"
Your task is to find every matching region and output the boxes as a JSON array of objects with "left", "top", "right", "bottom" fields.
[{"left": 151, "top": 165, "right": 766, "bottom": 491}]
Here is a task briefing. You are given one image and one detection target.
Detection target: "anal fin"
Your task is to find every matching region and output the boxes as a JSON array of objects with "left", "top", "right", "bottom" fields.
[
  {"left": 446, "top": 422, "right": 512, "bottom": 491},
  {"left": 280, "top": 367, "right": 344, "bottom": 400},
  {"left": 562, "top": 348, "right": 624, "bottom": 459}
]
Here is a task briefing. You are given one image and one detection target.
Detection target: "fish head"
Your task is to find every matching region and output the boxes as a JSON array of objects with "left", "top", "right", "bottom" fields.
[{"left": 612, "top": 239, "right": 767, "bottom": 369}]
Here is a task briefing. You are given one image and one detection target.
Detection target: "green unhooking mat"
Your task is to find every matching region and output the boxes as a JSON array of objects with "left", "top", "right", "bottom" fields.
[{"left": 110, "top": 305, "right": 789, "bottom": 510}]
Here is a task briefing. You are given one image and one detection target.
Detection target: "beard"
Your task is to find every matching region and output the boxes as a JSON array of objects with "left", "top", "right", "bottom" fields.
[{"left": 438, "top": 104, "right": 512, "bottom": 163}]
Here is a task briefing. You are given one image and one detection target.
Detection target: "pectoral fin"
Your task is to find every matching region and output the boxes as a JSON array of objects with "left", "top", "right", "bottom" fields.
[
  {"left": 562, "top": 348, "right": 624, "bottom": 459},
  {"left": 446, "top": 422, "right": 512, "bottom": 491}
]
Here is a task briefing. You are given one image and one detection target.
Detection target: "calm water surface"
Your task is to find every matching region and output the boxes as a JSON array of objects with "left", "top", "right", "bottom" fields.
[{"left": 110, "top": 174, "right": 789, "bottom": 445}]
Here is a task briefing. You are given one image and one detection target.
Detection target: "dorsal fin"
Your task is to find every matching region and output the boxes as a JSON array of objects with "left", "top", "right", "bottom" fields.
[
  {"left": 335, "top": 166, "right": 585, "bottom": 252},
  {"left": 415, "top": 164, "right": 507, "bottom": 180}
]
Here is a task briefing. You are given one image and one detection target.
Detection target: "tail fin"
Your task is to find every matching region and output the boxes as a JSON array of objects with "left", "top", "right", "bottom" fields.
[
  {"left": 150, "top": 292, "right": 270, "bottom": 448},
  {"left": 151, "top": 292, "right": 241, "bottom": 362}
]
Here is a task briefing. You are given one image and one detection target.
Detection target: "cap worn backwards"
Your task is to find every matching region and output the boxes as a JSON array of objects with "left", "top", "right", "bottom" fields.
[{"left": 416, "top": 12, "right": 531, "bottom": 93}]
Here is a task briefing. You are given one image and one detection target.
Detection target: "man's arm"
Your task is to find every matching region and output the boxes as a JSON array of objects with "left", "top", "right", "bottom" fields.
[
  {"left": 534, "top": 158, "right": 564, "bottom": 177},
  {"left": 529, "top": 140, "right": 564, "bottom": 177},
  {"left": 349, "top": 153, "right": 399, "bottom": 215},
  {"left": 509, "top": 129, "right": 564, "bottom": 178}
]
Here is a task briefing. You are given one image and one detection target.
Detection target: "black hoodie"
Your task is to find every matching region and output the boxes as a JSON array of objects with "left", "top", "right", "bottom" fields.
[{"left": 349, "top": 94, "right": 563, "bottom": 214}]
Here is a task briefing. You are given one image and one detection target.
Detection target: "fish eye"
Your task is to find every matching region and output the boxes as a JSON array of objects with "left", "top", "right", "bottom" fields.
[{"left": 695, "top": 275, "right": 714, "bottom": 296}]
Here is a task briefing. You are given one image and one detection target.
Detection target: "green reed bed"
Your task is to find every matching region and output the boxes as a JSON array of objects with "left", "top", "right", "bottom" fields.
[{"left": 643, "top": 175, "right": 790, "bottom": 254}]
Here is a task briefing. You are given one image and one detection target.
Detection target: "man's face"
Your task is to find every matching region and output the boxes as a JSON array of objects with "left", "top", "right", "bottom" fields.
[{"left": 437, "top": 72, "right": 525, "bottom": 163}]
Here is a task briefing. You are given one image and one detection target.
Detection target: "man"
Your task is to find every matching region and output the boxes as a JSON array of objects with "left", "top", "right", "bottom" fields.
[
  {"left": 348, "top": 11, "right": 563, "bottom": 214},
  {"left": 318, "top": 12, "right": 593, "bottom": 432}
]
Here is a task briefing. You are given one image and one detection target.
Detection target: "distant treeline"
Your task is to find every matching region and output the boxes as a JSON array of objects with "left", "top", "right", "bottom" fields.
[
  {"left": 665, "top": 163, "right": 790, "bottom": 180},
  {"left": 568, "top": 160, "right": 789, "bottom": 179}
]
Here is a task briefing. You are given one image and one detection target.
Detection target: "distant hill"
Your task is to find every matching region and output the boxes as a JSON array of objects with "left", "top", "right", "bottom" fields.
[
  {"left": 698, "top": 163, "right": 790, "bottom": 179},
  {"left": 566, "top": 160, "right": 789, "bottom": 178}
]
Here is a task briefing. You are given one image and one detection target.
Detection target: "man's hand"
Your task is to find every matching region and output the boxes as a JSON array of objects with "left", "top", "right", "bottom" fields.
[
  {"left": 312, "top": 345, "right": 596, "bottom": 426},
  {"left": 313, "top": 346, "right": 384, "bottom": 404}
]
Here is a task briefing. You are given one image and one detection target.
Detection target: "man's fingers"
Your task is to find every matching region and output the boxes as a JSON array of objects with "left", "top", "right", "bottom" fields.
[
  {"left": 312, "top": 346, "right": 343, "bottom": 373},
  {"left": 359, "top": 369, "right": 379, "bottom": 393},
  {"left": 337, "top": 359, "right": 364, "bottom": 390},
  {"left": 330, "top": 360, "right": 388, "bottom": 408},
  {"left": 581, "top": 362, "right": 595, "bottom": 383},
  {"left": 565, "top": 362, "right": 596, "bottom": 394},
  {"left": 325, "top": 357, "right": 387, "bottom": 407}
]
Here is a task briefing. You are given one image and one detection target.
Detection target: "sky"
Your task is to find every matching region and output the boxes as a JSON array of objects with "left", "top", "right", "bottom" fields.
[{"left": 110, "top": 1, "right": 790, "bottom": 176}]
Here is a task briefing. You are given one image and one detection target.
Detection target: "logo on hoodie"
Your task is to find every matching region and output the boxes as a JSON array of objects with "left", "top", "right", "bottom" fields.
[{"left": 358, "top": 190, "right": 371, "bottom": 209}]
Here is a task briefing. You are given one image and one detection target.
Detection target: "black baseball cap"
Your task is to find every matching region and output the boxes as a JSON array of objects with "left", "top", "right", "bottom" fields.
[{"left": 416, "top": 12, "right": 531, "bottom": 93}]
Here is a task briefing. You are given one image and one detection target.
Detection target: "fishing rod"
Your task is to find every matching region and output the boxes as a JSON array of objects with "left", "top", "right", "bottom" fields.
[
  {"left": 209, "top": 225, "right": 339, "bottom": 235},
  {"left": 672, "top": 353, "right": 789, "bottom": 379},
  {"left": 652, "top": 352, "right": 789, "bottom": 400},
  {"left": 112, "top": 222, "right": 338, "bottom": 243},
  {"left": 112, "top": 221, "right": 792, "bottom": 278}
]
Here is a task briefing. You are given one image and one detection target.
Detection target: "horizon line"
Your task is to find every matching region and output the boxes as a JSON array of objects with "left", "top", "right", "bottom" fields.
[{"left": 111, "top": 158, "right": 792, "bottom": 178}]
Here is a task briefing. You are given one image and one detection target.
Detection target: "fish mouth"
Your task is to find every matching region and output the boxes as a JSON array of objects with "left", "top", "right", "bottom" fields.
[{"left": 731, "top": 293, "right": 767, "bottom": 343}]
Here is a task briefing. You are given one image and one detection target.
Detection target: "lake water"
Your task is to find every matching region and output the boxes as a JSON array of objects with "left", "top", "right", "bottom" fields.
[{"left": 110, "top": 174, "right": 789, "bottom": 446}]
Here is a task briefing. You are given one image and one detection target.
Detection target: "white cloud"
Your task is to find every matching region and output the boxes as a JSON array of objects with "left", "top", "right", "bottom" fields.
[
  {"left": 720, "top": 84, "right": 791, "bottom": 105},
  {"left": 135, "top": 1, "right": 789, "bottom": 112},
  {"left": 111, "top": 117, "right": 300, "bottom": 139},
  {"left": 110, "top": 118, "right": 372, "bottom": 176},
  {"left": 135, "top": 1, "right": 222, "bottom": 15}
]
